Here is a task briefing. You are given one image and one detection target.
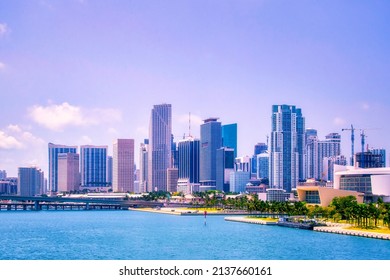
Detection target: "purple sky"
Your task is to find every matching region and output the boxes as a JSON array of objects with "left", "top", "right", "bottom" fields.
[{"left": 1, "top": 0, "right": 390, "bottom": 177}]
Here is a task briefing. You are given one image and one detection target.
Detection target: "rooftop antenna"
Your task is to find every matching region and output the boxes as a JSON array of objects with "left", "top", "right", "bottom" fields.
[{"left": 266, "top": 135, "right": 269, "bottom": 148}]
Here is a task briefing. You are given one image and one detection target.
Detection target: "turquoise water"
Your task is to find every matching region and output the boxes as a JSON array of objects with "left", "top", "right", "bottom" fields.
[{"left": 0, "top": 210, "right": 389, "bottom": 260}]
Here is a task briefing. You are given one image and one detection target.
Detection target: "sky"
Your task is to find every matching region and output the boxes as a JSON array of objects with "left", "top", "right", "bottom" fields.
[{"left": 1, "top": 0, "right": 390, "bottom": 177}]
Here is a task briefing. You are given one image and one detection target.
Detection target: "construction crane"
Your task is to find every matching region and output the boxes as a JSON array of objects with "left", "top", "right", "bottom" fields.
[{"left": 342, "top": 125, "right": 356, "bottom": 166}]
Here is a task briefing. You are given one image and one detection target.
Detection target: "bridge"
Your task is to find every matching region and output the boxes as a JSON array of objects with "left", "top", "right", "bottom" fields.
[{"left": 0, "top": 195, "right": 164, "bottom": 211}]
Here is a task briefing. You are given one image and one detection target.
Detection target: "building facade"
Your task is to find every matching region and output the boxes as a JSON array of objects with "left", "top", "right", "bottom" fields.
[
  {"left": 222, "top": 123, "right": 237, "bottom": 158},
  {"left": 269, "top": 104, "right": 304, "bottom": 192},
  {"left": 48, "top": 143, "right": 77, "bottom": 194},
  {"left": 58, "top": 153, "right": 80, "bottom": 193},
  {"left": 18, "top": 167, "right": 44, "bottom": 196},
  {"left": 229, "top": 171, "right": 250, "bottom": 193},
  {"left": 139, "top": 140, "right": 148, "bottom": 193},
  {"left": 113, "top": 139, "right": 134, "bottom": 193},
  {"left": 80, "top": 145, "right": 108, "bottom": 188},
  {"left": 167, "top": 168, "right": 179, "bottom": 192},
  {"left": 216, "top": 147, "right": 235, "bottom": 192},
  {"left": 148, "top": 104, "right": 172, "bottom": 192},
  {"left": 200, "top": 118, "right": 222, "bottom": 187}
]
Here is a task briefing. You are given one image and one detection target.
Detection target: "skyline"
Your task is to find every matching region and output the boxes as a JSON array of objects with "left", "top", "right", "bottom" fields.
[{"left": 1, "top": 0, "right": 390, "bottom": 177}]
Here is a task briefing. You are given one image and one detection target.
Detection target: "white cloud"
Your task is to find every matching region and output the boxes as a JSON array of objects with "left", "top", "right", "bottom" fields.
[
  {"left": 0, "top": 23, "right": 8, "bottom": 37},
  {"left": 0, "top": 130, "right": 23, "bottom": 149},
  {"left": 29, "top": 102, "right": 122, "bottom": 131},
  {"left": 80, "top": 135, "right": 93, "bottom": 145},
  {"left": 0, "top": 125, "right": 45, "bottom": 150},
  {"left": 0, "top": 62, "right": 5, "bottom": 71},
  {"left": 333, "top": 117, "right": 347, "bottom": 126}
]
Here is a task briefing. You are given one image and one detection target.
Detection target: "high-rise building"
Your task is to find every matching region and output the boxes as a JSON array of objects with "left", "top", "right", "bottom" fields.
[
  {"left": 305, "top": 132, "right": 341, "bottom": 180},
  {"left": 222, "top": 123, "right": 237, "bottom": 158},
  {"left": 257, "top": 152, "right": 269, "bottom": 180},
  {"left": 113, "top": 139, "right": 134, "bottom": 193},
  {"left": 200, "top": 118, "right": 222, "bottom": 187},
  {"left": 148, "top": 104, "right": 172, "bottom": 192},
  {"left": 369, "top": 148, "right": 386, "bottom": 167},
  {"left": 216, "top": 147, "right": 235, "bottom": 192},
  {"left": 48, "top": 143, "right": 77, "bottom": 194},
  {"left": 167, "top": 168, "right": 178, "bottom": 192},
  {"left": 107, "top": 156, "right": 113, "bottom": 187},
  {"left": 252, "top": 143, "right": 268, "bottom": 179},
  {"left": 80, "top": 145, "right": 108, "bottom": 188},
  {"left": 58, "top": 153, "right": 80, "bottom": 193},
  {"left": 177, "top": 137, "right": 200, "bottom": 194},
  {"left": 355, "top": 152, "right": 386, "bottom": 169},
  {"left": 269, "top": 105, "right": 305, "bottom": 192},
  {"left": 18, "top": 167, "right": 44, "bottom": 196},
  {"left": 139, "top": 140, "right": 149, "bottom": 193}
]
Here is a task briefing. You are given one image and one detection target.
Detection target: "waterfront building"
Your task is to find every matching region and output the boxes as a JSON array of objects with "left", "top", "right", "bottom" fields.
[
  {"left": 0, "top": 177, "right": 17, "bottom": 194},
  {"left": 222, "top": 123, "right": 237, "bottom": 158},
  {"left": 269, "top": 105, "right": 305, "bottom": 192},
  {"left": 17, "top": 167, "right": 44, "bottom": 196},
  {"left": 113, "top": 139, "right": 135, "bottom": 193},
  {"left": 200, "top": 118, "right": 222, "bottom": 187},
  {"left": 139, "top": 140, "right": 148, "bottom": 193},
  {"left": 107, "top": 156, "right": 113, "bottom": 187},
  {"left": 0, "top": 170, "right": 6, "bottom": 180},
  {"left": 177, "top": 136, "right": 200, "bottom": 194},
  {"left": 167, "top": 168, "right": 179, "bottom": 192},
  {"left": 148, "top": 104, "right": 172, "bottom": 192},
  {"left": 229, "top": 171, "right": 250, "bottom": 193},
  {"left": 334, "top": 165, "right": 390, "bottom": 202},
  {"left": 58, "top": 153, "right": 80, "bottom": 193},
  {"left": 297, "top": 186, "right": 363, "bottom": 207},
  {"left": 48, "top": 143, "right": 77, "bottom": 194},
  {"left": 80, "top": 145, "right": 108, "bottom": 188},
  {"left": 216, "top": 147, "right": 235, "bottom": 192}
]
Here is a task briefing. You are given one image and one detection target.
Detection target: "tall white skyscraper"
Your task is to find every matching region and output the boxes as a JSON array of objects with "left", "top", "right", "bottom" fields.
[
  {"left": 113, "top": 139, "right": 134, "bottom": 193},
  {"left": 269, "top": 105, "right": 305, "bottom": 192},
  {"left": 148, "top": 104, "right": 172, "bottom": 192}
]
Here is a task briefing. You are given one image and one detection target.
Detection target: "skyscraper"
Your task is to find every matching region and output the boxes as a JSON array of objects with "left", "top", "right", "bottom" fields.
[
  {"left": 80, "top": 145, "right": 108, "bottom": 188},
  {"left": 18, "top": 167, "right": 44, "bottom": 196},
  {"left": 139, "top": 140, "right": 149, "bottom": 193},
  {"left": 306, "top": 132, "right": 341, "bottom": 180},
  {"left": 216, "top": 147, "right": 235, "bottom": 192},
  {"left": 148, "top": 104, "right": 172, "bottom": 192},
  {"left": 48, "top": 143, "right": 77, "bottom": 194},
  {"left": 58, "top": 153, "right": 80, "bottom": 193},
  {"left": 269, "top": 105, "right": 305, "bottom": 192},
  {"left": 200, "top": 118, "right": 222, "bottom": 187},
  {"left": 222, "top": 123, "right": 237, "bottom": 158},
  {"left": 113, "top": 139, "right": 134, "bottom": 193}
]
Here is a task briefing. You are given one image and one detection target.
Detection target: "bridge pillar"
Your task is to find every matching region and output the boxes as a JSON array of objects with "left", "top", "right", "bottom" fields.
[{"left": 34, "top": 201, "right": 41, "bottom": 211}]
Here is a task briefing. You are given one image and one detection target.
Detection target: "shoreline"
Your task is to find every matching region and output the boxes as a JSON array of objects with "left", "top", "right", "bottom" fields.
[{"left": 130, "top": 207, "right": 390, "bottom": 241}]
